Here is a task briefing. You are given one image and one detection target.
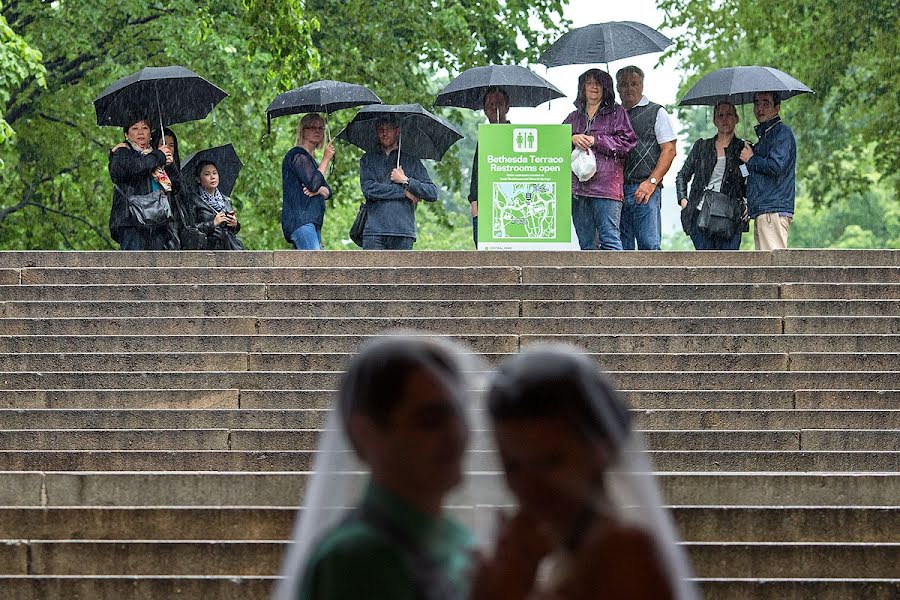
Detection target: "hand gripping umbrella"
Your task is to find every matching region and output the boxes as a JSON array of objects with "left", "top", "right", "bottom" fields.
[
  {"left": 266, "top": 80, "right": 382, "bottom": 140},
  {"left": 94, "top": 66, "right": 228, "bottom": 133},
  {"left": 337, "top": 104, "right": 463, "bottom": 167},
  {"left": 538, "top": 21, "right": 673, "bottom": 68},
  {"left": 678, "top": 66, "right": 814, "bottom": 107},
  {"left": 181, "top": 143, "right": 243, "bottom": 197},
  {"left": 435, "top": 65, "right": 565, "bottom": 117}
]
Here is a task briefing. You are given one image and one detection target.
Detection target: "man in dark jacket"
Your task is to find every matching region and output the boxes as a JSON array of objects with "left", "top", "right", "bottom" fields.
[
  {"left": 359, "top": 117, "right": 439, "bottom": 250},
  {"left": 468, "top": 87, "right": 510, "bottom": 248},
  {"left": 740, "top": 91, "right": 797, "bottom": 250}
]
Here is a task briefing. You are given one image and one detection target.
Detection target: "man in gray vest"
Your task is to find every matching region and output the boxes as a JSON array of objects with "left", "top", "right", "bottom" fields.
[{"left": 616, "top": 66, "right": 677, "bottom": 250}]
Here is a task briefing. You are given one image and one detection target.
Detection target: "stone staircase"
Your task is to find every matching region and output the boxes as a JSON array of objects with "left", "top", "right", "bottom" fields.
[{"left": 0, "top": 249, "right": 897, "bottom": 599}]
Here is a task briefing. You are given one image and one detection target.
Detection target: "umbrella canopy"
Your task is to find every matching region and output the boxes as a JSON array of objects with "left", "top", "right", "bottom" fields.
[
  {"left": 337, "top": 104, "right": 463, "bottom": 162},
  {"left": 679, "top": 66, "right": 814, "bottom": 106},
  {"left": 181, "top": 143, "right": 243, "bottom": 197},
  {"left": 266, "top": 80, "right": 382, "bottom": 134},
  {"left": 434, "top": 65, "right": 565, "bottom": 110},
  {"left": 94, "top": 66, "right": 227, "bottom": 128},
  {"left": 538, "top": 21, "right": 673, "bottom": 68}
]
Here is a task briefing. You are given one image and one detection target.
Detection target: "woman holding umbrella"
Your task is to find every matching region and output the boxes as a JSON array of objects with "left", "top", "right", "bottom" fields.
[
  {"left": 108, "top": 116, "right": 178, "bottom": 250},
  {"left": 563, "top": 69, "right": 637, "bottom": 250},
  {"left": 281, "top": 113, "right": 336, "bottom": 250},
  {"left": 675, "top": 101, "right": 747, "bottom": 250}
]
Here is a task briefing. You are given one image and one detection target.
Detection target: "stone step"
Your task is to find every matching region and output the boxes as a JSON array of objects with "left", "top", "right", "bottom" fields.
[
  {"left": 3, "top": 370, "right": 897, "bottom": 390},
  {"left": 5, "top": 299, "right": 900, "bottom": 319},
  {"left": 0, "top": 408, "right": 896, "bottom": 431},
  {"left": 780, "top": 282, "right": 900, "bottom": 299},
  {"left": 14, "top": 265, "right": 900, "bottom": 286},
  {"left": 2, "top": 471, "right": 895, "bottom": 507},
  {"left": 0, "top": 576, "right": 273, "bottom": 600},
  {"left": 5, "top": 351, "right": 897, "bottom": 373},
  {"left": 0, "top": 449, "right": 896, "bottom": 472},
  {"left": 4, "top": 334, "right": 897, "bottom": 355},
  {"left": 2, "top": 539, "right": 897, "bottom": 578},
  {"left": 2, "top": 506, "right": 895, "bottom": 543},
  {"left": 699, "top": 579, "right": 900, "bottom": 600},
  {"left": 2, "top": 428, "right": 896, "bottom": 452},
  {"left": 3, "top": 249, "right": 898, "bottom": 268}
]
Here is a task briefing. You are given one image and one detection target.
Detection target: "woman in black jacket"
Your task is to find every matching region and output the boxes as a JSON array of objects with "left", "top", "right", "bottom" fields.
[
  {"left": 108, "top": 117, "right": 178, "bottom": 250},
  {"left": 150, "top": 127, "right": 192, "bottom": 244},
  {"left": 188, "top": 159, "right": 244, "bottom": 250},
  {"left": 675, "top": 101, "right": 748, "bottom": 250}
]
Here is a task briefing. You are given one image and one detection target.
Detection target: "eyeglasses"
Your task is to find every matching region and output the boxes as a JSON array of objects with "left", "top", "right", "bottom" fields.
[{"left": 304, "top": 126, "right": 325, "bottom": 131}]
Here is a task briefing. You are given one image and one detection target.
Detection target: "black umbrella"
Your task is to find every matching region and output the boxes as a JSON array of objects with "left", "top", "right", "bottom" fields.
[
  {"left": 181, "top": 143, "right": 243, "bottom": 197},
  {"left": 538, "top": 21, "right": 673, "bottom": 68},
  {"left": 94, "top": 66, "right": 227, "bottom": 129},
  {"left": 435, "top": 65, "right": 565, "bottom": 111},
  {"left": 337, "top": 104, "right": 463, "bottom": 163},
  {"left": 679, "top": 66, "right": 814, "bottom": 106},
  {"left": 266, "top": 80, "right": 382, "bottom": 135}
]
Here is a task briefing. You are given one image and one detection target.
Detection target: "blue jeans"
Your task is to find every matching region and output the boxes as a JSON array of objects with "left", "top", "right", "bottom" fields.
[
  {"left": 571, "top": 196, "right": 623, "bottom": 250},
  {"left": 362, "top": 234, "right": 414, "bottom": 250},
  {"left": 290, "top": 224, "right": 321, "bottom": 250},
  {"left": 472, "top": 216, "right": 478, "bottom": 248},
  {"left": 620, "top": 183, "right": 662, "bottom": 250},
  {"left": 690, "top": 216, "right": 742, "bottom": 250}
]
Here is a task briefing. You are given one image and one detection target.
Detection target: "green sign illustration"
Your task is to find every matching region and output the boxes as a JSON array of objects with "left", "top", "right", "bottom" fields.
[{"left": 477, "top": 124, "right": 572, "bottom": 250}]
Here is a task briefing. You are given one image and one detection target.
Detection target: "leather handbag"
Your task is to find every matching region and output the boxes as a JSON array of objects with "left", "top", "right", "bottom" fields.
[
  {"left": 349, "top": 202, "right": 367, "bottom": 248},
  {"left": 697, "top": 190, "right": 740, "bottom": 239},
  {"left": 127, "top": 190, "right": 173, "bottom": 230}
]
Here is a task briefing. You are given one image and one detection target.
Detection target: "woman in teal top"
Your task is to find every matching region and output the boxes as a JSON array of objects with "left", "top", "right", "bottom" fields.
[{"left": 277, "top": 334, "right": 476, "bottom": 600}]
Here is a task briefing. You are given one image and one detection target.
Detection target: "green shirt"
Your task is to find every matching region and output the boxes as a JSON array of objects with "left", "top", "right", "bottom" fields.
[{"left": 298, "top": 482, "right": 474, "bottom": 600}]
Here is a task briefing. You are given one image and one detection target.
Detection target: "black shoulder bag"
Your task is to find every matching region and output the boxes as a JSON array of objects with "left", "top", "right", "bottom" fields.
[
  {"left": 696, "top": 189, "right": 740, "bottom": 239},
  {"left": 349, "top": 202, "right": 368, "bottom": 248}
]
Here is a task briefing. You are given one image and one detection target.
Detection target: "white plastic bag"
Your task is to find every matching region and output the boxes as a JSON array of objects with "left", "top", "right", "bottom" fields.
[{"left": 571, "top": 147, "right": 597, "bottom": 182}]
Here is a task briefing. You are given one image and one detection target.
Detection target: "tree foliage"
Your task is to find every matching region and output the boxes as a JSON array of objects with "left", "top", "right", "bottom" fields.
[
  {"left": 0, "top": 0, "right": 44, "bottom": 148},
  {"left": 0, "top": 0, "right": 566, "bottom": 250}
]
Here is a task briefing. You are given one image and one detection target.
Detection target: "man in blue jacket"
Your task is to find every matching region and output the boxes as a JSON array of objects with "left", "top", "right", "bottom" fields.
[
  {"left": 359, "top": 117, "right": 439, "bottom": 250},
  {"left": 740, "top": 91, "right": 797, "bottom": 250}
]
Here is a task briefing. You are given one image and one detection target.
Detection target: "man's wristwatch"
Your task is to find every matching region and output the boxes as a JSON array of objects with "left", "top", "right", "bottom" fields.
[
  {"left": 402, "top": 180, "right": 411, "bottom": 189},
  {"left": 649, "top": 177, "right": 658, "bottom": 186}
]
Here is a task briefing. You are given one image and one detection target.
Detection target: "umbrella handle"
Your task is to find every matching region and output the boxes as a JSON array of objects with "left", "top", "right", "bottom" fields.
[{"left": 397, "top": 131, "right": 401, "bottom": 169}]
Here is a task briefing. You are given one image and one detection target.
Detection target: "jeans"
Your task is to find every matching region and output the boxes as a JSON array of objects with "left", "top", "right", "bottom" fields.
[
  {"left": 620, "top": 183, "right": 662, "bottom": 250},
  {"left": 472, "top": 216, "right": 478, "bottom": 248},
  {"left": 290, "top": 223, "right": 322, "bottom": 250},
  {"left": 571, "top": 196, "right": 623, "bottom": 250},
  {"left": 690, "top": 217, "right": 742, "bottom": 250},
  {"left": 362, "top": 234, "right": 414, "bottom": 250}
]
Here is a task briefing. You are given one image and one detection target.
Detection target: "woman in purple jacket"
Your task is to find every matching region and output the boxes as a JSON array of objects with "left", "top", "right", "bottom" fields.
[{"left": 563, "top": 69, "right": 638, "bottom": 250}]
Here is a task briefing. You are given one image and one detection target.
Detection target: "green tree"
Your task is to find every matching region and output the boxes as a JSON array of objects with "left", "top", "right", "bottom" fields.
[{"left": 0, "top": 0, "right": 45, "bottom": 149}]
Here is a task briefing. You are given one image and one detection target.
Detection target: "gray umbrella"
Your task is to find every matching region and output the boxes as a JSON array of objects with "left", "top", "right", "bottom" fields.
[
  {"left": 94, "top": 66, "right": 227, "bottom": 128},
  {"left": 181, "top": 143, "right": 243, "bottom": 197},
  {"left": 538, "top": 21, "right": 673, "bottom": 68},
  {"left": 337, "top": 104, "right": 463, "bottom": 163},
  {"left": 266, "top": 80, "right": 382, "bottom": 134},
  {"left": 435, "top": 65, "right": 564, "bottom": 111},
  {"left": 679, "top": 66, "right": 814, "bottom": 106}
]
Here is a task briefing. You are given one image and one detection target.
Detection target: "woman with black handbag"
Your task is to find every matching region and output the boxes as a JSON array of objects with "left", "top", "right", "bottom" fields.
[
  {"left": 675, "top": 101, "right": 748, "bottom": 250},
  {"left": 108, "top": 116, "right": 179, "bottom": 250}
]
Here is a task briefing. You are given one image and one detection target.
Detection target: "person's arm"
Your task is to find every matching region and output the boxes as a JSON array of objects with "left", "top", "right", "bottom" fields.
[
  {"left": 402, "top": 157, "right": 438, "bottom": 202},
  {"left": 109, "top": 147, "right": 166, "bottom": 182},
  {"left": 594, "top": 108, "right": 638, "bottom": 157},
  {"left": 675, "top": 139, "right": 701, "bottom": 206},
  {"left": 747, "top": 128, "right": 796, "bottom": 177},
  {"left": 290, "top": 151, "right": 330, "bottom": 199},
  {"left": 360, "top": 154, "right": 406, "bottom": 201},
  {"left": 193, "top": 196, "right": 220, "bottom": 236},
  {"left": 468, "top": 145, "right": 479, "bottom": 203}
]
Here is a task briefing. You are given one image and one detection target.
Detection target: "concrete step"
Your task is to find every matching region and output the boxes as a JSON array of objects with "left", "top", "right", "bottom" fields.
[
  {"left": 3, "top": 506, "right": 895, "bottom": 543},
  {"left": 6, "top": 299, "right": 900, "bottom": 319},
  {"left": 521, "top": 266, "right": 900, "bottom": 285},
  {"left": 4, "top": 334, "right": 897, "bottom": 355},
  {"left": 2, "top": 471, "right": 896, "bottom": 507},
  {"left": 3, "top": 370, "right": 897, "bottom": 390},
  {"left": 0, "top": 449, "right": 896, "bottom": 472},
  {"left": 699, "top": 579, "right": 900, "bottom": 600},
  {"left": 0, "top": 408, "right": 896, "bottom": 431},
  {"left": 3, "top": 428, "right": 896, "bottom": 452},
  {"left": 0, "top": 576, "right": 273, "bottom": 600},
  {"left": 780, "top": 282, "right": 900, "bottom": 299}
]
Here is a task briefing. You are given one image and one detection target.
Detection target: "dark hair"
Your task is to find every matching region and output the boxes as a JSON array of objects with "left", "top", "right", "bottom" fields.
[
  {"left": 575, "top": 68, "right": 615, "bottom": 111},
  {"left": 195, "top": 159, "right": 218, "bottom": 179},
  {"left": 487, "top": 345, "right": 631, "bottom": 450},
  {"left": 482, "top": 86, "right": 510, "bottom": 106},
  {"left": 374, "top": 116, "right": 400, "bottom": 129},
  {"left": 713, "top": 100, "right": 738, "bottom": 116},
  {"left": 122, "top": 116, "right": 150, "bottom": 135},
  {"left": 615, "top": 65, "right": 645, "bottom": 85},
  {"left": 753, "top": 91, "right": 781, "bottom": 106},
  {"left": 338, "top": 334, "right": 466, "bottom": 430}
]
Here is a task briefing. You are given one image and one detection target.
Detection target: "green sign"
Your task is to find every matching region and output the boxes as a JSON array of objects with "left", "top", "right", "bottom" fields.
[{"left": 477, "top": 124, "right": 572, "bottom": 250}]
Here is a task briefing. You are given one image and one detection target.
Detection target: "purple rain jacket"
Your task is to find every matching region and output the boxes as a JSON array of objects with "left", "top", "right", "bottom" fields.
[{"left": 563, "top": 103, "right": 637, "bottom": 201}]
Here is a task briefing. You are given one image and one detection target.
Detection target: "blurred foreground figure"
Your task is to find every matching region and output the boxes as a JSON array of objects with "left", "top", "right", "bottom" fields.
[
  {"left": 473, "top": 345, "right": 699, "bottom": 600},
  {"left": 275, "top": 334, "right": 474, "bottom": 600}
]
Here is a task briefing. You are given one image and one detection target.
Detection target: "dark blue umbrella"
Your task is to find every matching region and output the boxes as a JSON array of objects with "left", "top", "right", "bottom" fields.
[
  {"left": 94, "top": 66, "right": 227, "bottom": 128},
  {"left": 678, "top": 66, "right": 814, "bottom": 106},
  {"left": 435, "top": 65, "right": 564, "bottom": 110},
  {"left": 266, "top": 80, "right": 382, "bottom": 135},
  {"left": 181, "top": 143, "right": 243, "bottom": 197},
  {"left": 337, "top": 104, "right": 463, "bottom": 163},
  {"left": 538, "top": 21, "right": 673, "bottom": 68}
]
